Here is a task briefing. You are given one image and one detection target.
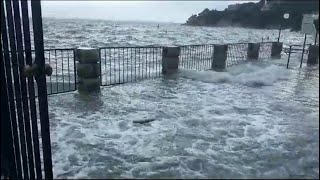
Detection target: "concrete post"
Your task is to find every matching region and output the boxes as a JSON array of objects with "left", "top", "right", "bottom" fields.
[
  {"left": 307, "top": 45, "right": 319, "bottom": 65},
  {"left": 271, "top": 42, "right": 283, "bottom": 59},
  {"left": 211, "top": 45, "right": 228, "bottom": 72},
  {"left": 247, "top": 43, "right": 260, "bottom": 60},
  {"left": 162, "top": 46, "right": 180, "bottom": 74},
  {"left": 75, "top": 48, "right": 101, "bottom": 94}
]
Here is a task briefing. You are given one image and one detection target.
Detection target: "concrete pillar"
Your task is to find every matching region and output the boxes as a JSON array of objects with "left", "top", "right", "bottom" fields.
[
  {"left": 307, "top": 45, "right": 319, "bottom": 65},
  {"left": 271, "top": 42, "right": 283, "bottom": 59},
  {"left": 75, "top": 48, "right": 101, "bottom": 94},
  {"left": 211, "top": 45, "right": 228, "bottom": 72},
  {"left": 162, "top": 46, "right": 180, "bottom": 74},
  {"left": 247, "top": 43, "right": 260, "bottom": 60}
]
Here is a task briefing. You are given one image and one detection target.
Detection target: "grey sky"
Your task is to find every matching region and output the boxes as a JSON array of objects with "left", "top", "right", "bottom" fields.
[{"left": 42, "top": 1, "right": 257, "bottom": 23}]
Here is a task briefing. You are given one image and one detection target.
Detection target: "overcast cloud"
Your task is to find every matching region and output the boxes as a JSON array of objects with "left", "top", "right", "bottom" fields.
[{"left": 42, "top": 1, "right": 257, "bottom": 23}]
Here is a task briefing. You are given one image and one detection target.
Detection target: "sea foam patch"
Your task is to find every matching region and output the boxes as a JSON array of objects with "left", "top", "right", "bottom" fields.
[{"left": 179, "top": 63, "right": 292, "bottom": 87}]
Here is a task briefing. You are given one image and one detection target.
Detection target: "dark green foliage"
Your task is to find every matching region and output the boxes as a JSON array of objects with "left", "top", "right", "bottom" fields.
[{"left": 184, "top": 0, "right": 319, "bottom": 31}]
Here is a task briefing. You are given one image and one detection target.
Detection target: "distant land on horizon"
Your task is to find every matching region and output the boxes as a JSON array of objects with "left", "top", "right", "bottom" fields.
[
  {"left": 42, "top": 17, "right": 179, "bottom": 25},
  {"left": 183, "top": 0, "right": 319, "bottom": 32}
]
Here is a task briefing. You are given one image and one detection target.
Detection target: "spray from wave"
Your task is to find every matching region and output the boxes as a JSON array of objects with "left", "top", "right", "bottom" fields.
[{"left": 179, "top": 63, "right": 292, "bottom": 87}]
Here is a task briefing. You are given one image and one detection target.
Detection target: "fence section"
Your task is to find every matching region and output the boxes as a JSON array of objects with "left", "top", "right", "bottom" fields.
[
  {"left": 179, "top": 44, "right": 214, "bottom": 71},
  {"left": 259, "top": 42, "right": 273, "bottom": 59},
  {"left": 226, "top": 43, "right": 248, "bottom": 67},
  {"left": 5, "top": 42, "right": 278, "bottom": 96},
  {"left": 43, "top": 48, "right": 76, "bottom": 95},
  {"left": 100, "top": 47, "right": 162, "bottom": 86}
]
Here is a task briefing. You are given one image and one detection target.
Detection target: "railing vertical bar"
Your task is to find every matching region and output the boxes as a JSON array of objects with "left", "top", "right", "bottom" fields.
[
  {"left": 61, "top": 50, "right": 65, "bottom": 92},
  {"left": 146, "top": 48, "right": 149, "bottom": 79},
  {"left": 140, "top": 48, "right": 143, "bottom": 80},
  {"left": 188, "top": 47, "right": 190, "bottom": 69},
  {"left": 122, "top": 48, "right": 125, "bottom": 83},
  {"left": 103, "top": 49, "right": 106, "bottom": 85},
  {"left": 207, "top": 45, "right": 210, "bottom": 69},
  {"left": 134, "top": 48, "right": 136, "bottom": 81},
  {"left": 117, "top": 48, "right": 120, "bottom": 83},
  {"left": 152, "top": 48, "right": 158, "bottom": 76},
  {"left": 156, "top": 48, "right": 159, "bottom": 76},
  {"left": 130, "top": 48, "right": 133, "bottom": 82},
  {"left": 192, "top": 46, "right": 195, "bottom": 70},
  {"left": 126, "top": 48, "right": 129, "bottom": 82},
  {"left": 204, "top": 45, "right": 207, "bottom": 69},
  {"left": 73, "top": 49, "right": 77, "bottom": 90},
  {"left": 49, "top": 51, "right": 52, "bottom": 94},
  {"left": 111, "top": 49, "right": 113, "bottom": 85},
  {"left": 55, "top": 50, "right": 58, "bottom": 93},
  {"left": 67, "top": 50, "right": 71, "bottom": 91},
  {"left": 104, "top": 49, "right": 106, "bottom": 86},
  {"left": 206, "top": 45, "right": 209, "bottom": 69},
  {"left": 137, "top": 48, "right": 139, "bottom": 81},
  {"left": 196, "top": 46, "right": 199, "bottom": 70},
  {"left": 152, "top": 48, "right": 158, "bottom": 75},
  {"left": 197, "top": 46, "right": 199, "bottom": 70},
  {"left": 287, "top": 46, "right": 292, "bottom": 69},
  {"left": 193, "top": 46, "right": 196, "bottom": 70},
  {"left": 182, "top": 47, "right": 185, "bottom": 69},
  {"left": 159, "top": 48, "right": 161, "bottom": 76},
  {"left": 201, "top": 45, "right": 204, "bottom": 70},
  {"left": 107, "top": 49, "right": 110, "bottom": 86}
]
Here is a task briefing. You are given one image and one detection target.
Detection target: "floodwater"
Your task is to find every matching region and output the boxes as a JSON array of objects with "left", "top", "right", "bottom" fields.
[
  {"left": 44, "top": 18, "right": 319, "bottom": 179},
  {"left": 48, "top": 57, "right": 319, "bottom": 179}
]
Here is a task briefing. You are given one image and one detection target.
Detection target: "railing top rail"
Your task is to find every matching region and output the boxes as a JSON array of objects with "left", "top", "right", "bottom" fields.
[
  {"left": 43, "top": 48, "right": 75, "bottom": 51},
  {"left": 286, "top": 44, "right": 312, "bottom": 47},
  {"left": 3, "top": 48, "right": 75, "bottom": 54},
  {"left": 179, "top": 44, "right": 216, "bottom": 47},
  {"left": 99, "top": 45, "right": 163, "bottom": 49},
  {"left": 259, "top": 41, "right": 278, "bottom": 44},
  {"left": 180, "top": 41, "right": 276, "bottom": 48}
]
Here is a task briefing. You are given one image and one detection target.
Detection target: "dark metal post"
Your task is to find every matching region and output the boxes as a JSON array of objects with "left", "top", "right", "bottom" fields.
[
  {"left": 277, "top": 24, "right": 282, "bottom": 42},
  {"left": 300, "top": 34, "right": 307, "bottom": 68},
  {"left": 99, "top": 49, "right": 102, "bottom": 85},
  {"left": 286, "top": 45, "right": 292, "bottom": 69},
  {"left": 73, "top": 49, "right": 77, "bottom": 90},
  {"left": 31, "top": 1, "right": 53, "bottom": 179}
]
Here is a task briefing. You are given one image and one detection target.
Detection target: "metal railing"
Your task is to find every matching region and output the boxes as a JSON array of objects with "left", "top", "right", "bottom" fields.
[
  {"left": 259, "top": 42, "right": 273, "bottom": 59},
  {"left": 179, "top": 44, "right": 214, "bottom": 71},
  {"left": 285, "top": 44, "right": 311, "bottom": 68},
  {"left": 3, "top": 48, "right": 77, "bottom": 96},
  {"left": 99, "top": 46, "right": 162, "bottom": 86},
  {"left": 226, "top": 43, "right": 248, "bottom": 67},
  {"left": 3, "top": 42, "right": 278, "bottom": 96},
  {"left": 43, "top": 48, "right": 76, "bottom": 95}
]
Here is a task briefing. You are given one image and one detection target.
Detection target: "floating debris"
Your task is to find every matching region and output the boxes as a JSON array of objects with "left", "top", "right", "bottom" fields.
[{"left": 132, "top": 118, "right": 156, "bottom": 124}]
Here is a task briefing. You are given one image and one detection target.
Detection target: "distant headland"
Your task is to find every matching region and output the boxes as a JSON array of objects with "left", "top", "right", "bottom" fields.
[{"left": 183, "top": 0, "right": 319, "bottom": 32}]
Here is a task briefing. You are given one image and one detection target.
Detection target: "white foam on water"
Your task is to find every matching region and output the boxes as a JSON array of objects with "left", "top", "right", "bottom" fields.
[
  {"left": 179, "top": 69, "right": 233, "bottom": 83},
  {"left": 179, "top": 62, "right": 292, "bottom": 87},
  {"left": 232, "top": 63, "right": 292, "bottom": 87}
]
